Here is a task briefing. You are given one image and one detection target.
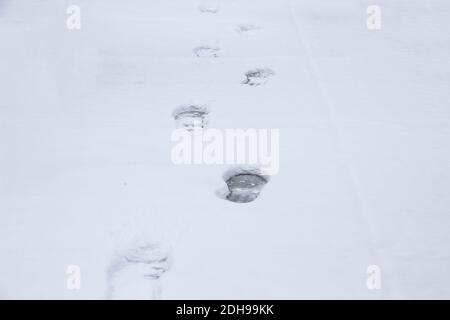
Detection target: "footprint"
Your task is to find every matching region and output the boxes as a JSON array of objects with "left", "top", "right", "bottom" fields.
[
  {"left": 172, "top": 104, "right": 210, "bottom": 131},
  {"left": 193, "top": 46, "right": 220, "bottom": 58},
  {"left": 242, "top": 68, "right": 275, "bottom": 86},
  {"left": 107, "top": 242, "right": 171, "bottom": 299},
  {"left": 236, "top": 24, "right": 261, "bottom": 36},
  {"left": 198, "top": 0, "right": 220, "bottom": 14},
  {"left": 218, "top": 167, "right": 269, "bottom": 203}
]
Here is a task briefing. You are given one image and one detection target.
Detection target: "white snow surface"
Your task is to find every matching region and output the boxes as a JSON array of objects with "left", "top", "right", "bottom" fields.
[{"left": 0, "top": 0, "right": 449, "bottom": 299}]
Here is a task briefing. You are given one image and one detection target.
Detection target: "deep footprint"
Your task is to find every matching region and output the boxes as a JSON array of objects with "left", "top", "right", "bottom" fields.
[{"left": 222, "top": 168, "right": 269, "bottom": 203}]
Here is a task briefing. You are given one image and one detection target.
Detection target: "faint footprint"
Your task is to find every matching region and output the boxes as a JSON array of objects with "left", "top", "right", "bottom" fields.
[
  {"left": 198, "top": 0, "right": 220, "bottom": 13},
  {"left": 242, "top": 68, "right": 275, "bottom": 86},
  {"left": 172, "top": 104, "right": 210, "bottom": 131},
  {"left": 217, "top": 167, "right": 269, "bottom": 203},
  {"left": 193, "top": 46, "right": 220, "bottom": 58},
  {"left": 236, "top": 24, "right": 261, "bottom": 36},
  {"left": 107, "top": 242, "right": 171, "bottom": 300}
]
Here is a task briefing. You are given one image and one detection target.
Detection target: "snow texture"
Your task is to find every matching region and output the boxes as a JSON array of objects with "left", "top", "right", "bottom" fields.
[{"left": 0, "top": 0, "right": 450, "bottom": 299}]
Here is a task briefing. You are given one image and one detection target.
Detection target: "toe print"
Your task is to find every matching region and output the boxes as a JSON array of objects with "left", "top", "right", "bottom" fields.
[{"left": 242, "top": 68, "right": 275, "bottom": 86}]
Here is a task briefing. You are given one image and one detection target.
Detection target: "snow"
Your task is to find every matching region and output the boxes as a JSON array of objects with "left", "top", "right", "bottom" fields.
[{"left": 0, "top": 0, "right": 449, "bottom": 299}]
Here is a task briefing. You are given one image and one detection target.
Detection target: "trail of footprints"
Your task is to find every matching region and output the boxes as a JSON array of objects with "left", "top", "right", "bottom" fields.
[
  {"left": 188, "top": 0, "right": 273, "bottom": 203},
  {"left": 108, "top": 2, "right": 273, "bottom": 299}
]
